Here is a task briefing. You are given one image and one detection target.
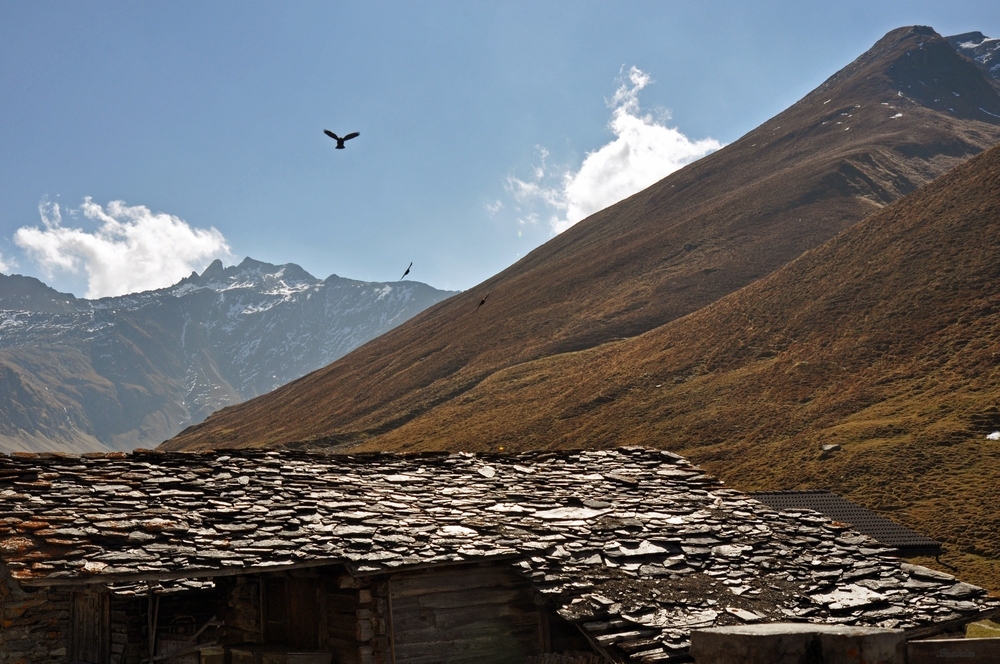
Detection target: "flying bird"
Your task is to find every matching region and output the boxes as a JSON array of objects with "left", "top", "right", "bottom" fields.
[
  {"left": 399, "top": 262, "right": 412, "bottom": 280},
  {"left": 324, "top": 130, "right": 360, "bottom": 149},
  {"left": 476, "top": 293, "right": 490, "bottom": 312}
]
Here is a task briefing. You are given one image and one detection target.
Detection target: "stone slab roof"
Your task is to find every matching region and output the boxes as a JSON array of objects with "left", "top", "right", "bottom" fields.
[{"left": 0, "top": 447, "right": 995, "bottom": 663}]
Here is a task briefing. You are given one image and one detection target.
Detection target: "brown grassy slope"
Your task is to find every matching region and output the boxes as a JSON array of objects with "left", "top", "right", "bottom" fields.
[
  {"left": 163, "top": 26, "right": 1000, "bottom": 451},
  {"left": 354, "top": 143, "right": 1000, "bottom": 590}
]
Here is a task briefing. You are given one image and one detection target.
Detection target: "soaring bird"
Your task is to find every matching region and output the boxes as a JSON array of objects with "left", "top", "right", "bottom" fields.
[
  {"left": 324, "top": 130, "right": 360, "bottom": 149},
  {"left": 399, "top": 262, "right": 412, "bottom": 280},
  {"left": 476, "top": 292, "right": 490, "bottom": 312}
]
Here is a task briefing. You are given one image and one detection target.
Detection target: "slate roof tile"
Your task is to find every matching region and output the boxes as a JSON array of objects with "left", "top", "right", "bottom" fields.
[{"left": 0, "top": 447, "right": 995, "bottom": 662}]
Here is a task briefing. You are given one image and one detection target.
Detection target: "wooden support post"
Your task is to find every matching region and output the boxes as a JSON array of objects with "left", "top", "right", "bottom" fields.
[
  {"left": 386, "top": 577, "right": 396, "bottom": 664},
  {"left": 147, "top": 582, "right": 160, "bottom": 664}
]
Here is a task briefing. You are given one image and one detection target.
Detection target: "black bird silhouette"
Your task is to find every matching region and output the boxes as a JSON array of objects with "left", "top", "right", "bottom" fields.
[
  {"left": 476, "top": 293, "right": 490, "bottom": 312},
  {"left": 324, "top": 130, "right": 360, "bottom": 149},
  {"left": 399, "top": 262, "right": 412, "bottom": 280}
]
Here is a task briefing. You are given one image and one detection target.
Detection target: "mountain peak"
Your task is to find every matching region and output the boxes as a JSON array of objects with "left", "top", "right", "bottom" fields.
[
  {"left": 200, "top": 259, "right": 226, "bottom": 280},
  {"left": 813, "top": 26, "right": 1000, "bottom": 122},
  {"left": 184, "top": 257, "right": 319, "bottom": 293},
  {"left": 947, "top": 31, "right": 1000, "bottom": 82},
  {"left": 883, "top": 27, "right": 1000, "bottom": 119},
  {"left": 0, "top": 273, "right": 81, "bottom": 313}
]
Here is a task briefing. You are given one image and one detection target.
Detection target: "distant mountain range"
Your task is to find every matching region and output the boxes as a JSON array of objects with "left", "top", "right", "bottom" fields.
[
  {"left": 0, "top": 258, "right": 454, "bottom": 452},
  {"left": 162, "top": 27, "right": 1000, "bottom": 591}
]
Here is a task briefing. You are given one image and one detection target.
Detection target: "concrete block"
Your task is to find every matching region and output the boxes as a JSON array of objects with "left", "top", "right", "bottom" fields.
[{"left": 690, "top": 623, "right": 905, "bottom": 664}]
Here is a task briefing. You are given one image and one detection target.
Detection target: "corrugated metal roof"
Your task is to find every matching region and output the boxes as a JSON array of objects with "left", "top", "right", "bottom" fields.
[{"left": 750, "top": 491, "right": 941, "bottom": 556}]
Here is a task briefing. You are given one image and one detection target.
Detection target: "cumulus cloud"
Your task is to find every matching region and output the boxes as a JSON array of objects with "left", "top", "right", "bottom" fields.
[
  {"left": 15, "top": 198, "right": 233, "bottom": 298},
  {"left": 508, "top": 66, "right": 724, "bottom": 234}
]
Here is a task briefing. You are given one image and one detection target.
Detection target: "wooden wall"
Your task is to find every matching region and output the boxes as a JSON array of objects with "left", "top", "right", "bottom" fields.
[
  {"left": 0, "top": 562, "right": 602, "bottom": 664},
  {"left": 388, "top": 563, "right": 549, "bottom": 664}
]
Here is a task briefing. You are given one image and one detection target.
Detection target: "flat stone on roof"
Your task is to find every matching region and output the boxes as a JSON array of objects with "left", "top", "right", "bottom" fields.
[{"left": 0, "top": 447, "right": 994, "bottom": 663}]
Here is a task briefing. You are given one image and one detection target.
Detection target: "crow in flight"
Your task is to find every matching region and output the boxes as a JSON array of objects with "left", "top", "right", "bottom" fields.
[
  {"left": 324, "top": 130, "right": 360, "bottom": 149},
  {"left": 399, "top": 262, "right": 412, "bottom": 281},
  {"left": 476, "top": 293, "right": 490, "bottom": 312}
]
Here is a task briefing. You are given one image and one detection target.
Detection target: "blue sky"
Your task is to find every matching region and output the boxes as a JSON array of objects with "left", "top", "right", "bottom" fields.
[{"left": 1, "top": 2, "right": 997, "bottom": 297}]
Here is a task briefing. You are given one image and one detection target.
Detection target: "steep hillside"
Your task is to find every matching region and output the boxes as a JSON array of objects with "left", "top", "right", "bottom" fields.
[
  {"left": 0, "top": 259, "right": 453, "bottom": 452},
  {"left": 166, "top": 26, "right": 1000, "bottom": 451},
  {"left": 347, "top": 142, "right": 1000, "bottom": 590}
]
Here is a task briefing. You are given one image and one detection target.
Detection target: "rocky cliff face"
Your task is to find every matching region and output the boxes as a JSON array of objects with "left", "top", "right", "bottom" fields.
[
  {"left": 948, "top": 31, "right": 1000, "bottom": 82},
  {"left": 0, "top": 258, "right": 455, "bottom": 452}
]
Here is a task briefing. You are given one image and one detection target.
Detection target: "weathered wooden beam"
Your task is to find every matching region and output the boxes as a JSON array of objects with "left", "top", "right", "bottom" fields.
[
  {"left": 351, "top": 553, "right": 521, "bottom": 579},
  {"left": 18, "top": 558, "right": 345, "bottom": 587},
  {"left": 904, "top": 608, "right": 1000, "bottom": 640}
]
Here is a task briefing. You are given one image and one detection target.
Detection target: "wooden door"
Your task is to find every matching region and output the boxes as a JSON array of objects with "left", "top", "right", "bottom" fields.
[
  {"left": 71, "top": 588, "right": 110, "bottom": 664},
  {"left": 262, "top": 576, "right": 321, "bottom": 649}
]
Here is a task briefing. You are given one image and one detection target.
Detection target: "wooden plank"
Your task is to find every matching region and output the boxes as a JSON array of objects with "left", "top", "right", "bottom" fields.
[
  {"left": 287, "top": 577, "right": 322, "bottom": 649},
  {"left": 390, "top": 566, "right": 525, "bottom": 597},
  {"left": 393, "top": 621, "right": 541, "bottom": 645},
  {"left": 324, "top": 592, "right": 359, "bottom": 614},
  {"left": 415, "top": 587, "right": 528, "bottom": 610},
  {"left": 71, "top": 587, "right": 110, "bottom": 664},
  {"left": 393, "top": 628, "right": 541, "bottom": 664},
  {"left": 390, "top": 563, "right": 547, "bottom": 663},
  {"left": 393, "top": 600, "right": 538, "bottom": 632},
  {"left": 19, "top": 558, "right": 343, "bottom": 587},
  {"left": 908, "top": 638, "right": 1000, "bottom": 664},
  {"left": 905, "top": 610, "right": 1000, "bottom": 640},
  {"left": 262, "top": 577, "right": 289, "bottom": 645},
  {"left": 393, "top": 612, "right": 540, "bottom": 639},
  {"left": 352, "top": 553, "right": 520, "bottom": 579},
  {"left": 326, "top": 623, "right": 358, "bottom": 639},
  {"left": 387, "top": 577, "right": 397, "bottom": 664}
]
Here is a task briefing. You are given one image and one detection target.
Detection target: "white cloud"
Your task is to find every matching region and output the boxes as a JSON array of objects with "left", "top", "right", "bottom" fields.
[
  {"left": 14, "top": 198, "right": 233, "bottom": 298},
  {"left": 508, "top": 66, "right": 724, "bottom": 234}
]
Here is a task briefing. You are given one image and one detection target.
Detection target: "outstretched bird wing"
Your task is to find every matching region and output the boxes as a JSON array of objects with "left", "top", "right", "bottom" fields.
[
  {"left": 342, "top": 132, "right": 360, "bottom": 141},
  {"left": 323, "top": 129, "right": 340, "bottom": 141},
  {"left": 476, "top": 293, "right": 490, "bottom": 311},
  {"left": 399, "top": 262, "right": 412, "bottom": 280}
]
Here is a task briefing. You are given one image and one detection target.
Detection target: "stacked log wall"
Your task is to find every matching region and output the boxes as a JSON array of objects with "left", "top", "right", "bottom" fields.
[
  {"left": 330, "top": 573, "right": 392, "bottom": 664},
  {"left": 220, "top": 575, "right": 263, "bottom": 645}
]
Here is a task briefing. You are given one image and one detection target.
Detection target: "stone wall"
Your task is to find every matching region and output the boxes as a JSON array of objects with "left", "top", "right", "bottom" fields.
[
  {"left": 0, "top": 572, "right": 69, "bottom": 664},
  {"left": 217, "top": 575, "right": 263, "bottom": 646},
  {"left": 333, "top": 572, "right": 392, "bottom": 664}
]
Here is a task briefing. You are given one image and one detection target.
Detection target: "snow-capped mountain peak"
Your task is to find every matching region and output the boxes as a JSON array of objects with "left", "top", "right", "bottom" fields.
[{"left": 0, "top": 258, "right": 455, "bottom": 453}]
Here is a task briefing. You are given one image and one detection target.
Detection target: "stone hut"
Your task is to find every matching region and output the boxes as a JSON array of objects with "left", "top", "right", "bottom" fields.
[{"left": 0, "top": 448, "right": 995, "bottom": 664}]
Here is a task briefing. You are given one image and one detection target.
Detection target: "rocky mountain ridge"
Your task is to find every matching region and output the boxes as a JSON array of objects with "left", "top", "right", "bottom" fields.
[
  {"left": 948, "top": 31, "right": 1000, "bottom": 83},
  {"left": 0, "top": 258, "right": 454, "bottom": 452}
]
